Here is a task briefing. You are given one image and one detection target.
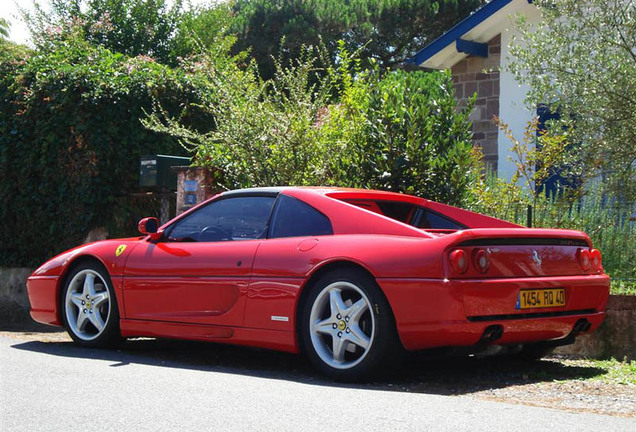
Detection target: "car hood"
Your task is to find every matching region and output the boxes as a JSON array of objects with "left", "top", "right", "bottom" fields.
[{"left": 30, "top": 237, "right": 144, "bottom": 278}]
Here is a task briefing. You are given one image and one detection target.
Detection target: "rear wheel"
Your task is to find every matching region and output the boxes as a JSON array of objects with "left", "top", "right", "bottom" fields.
[
  {"left": 62, "top": 263, "right": 122, "bottom": 347},
  {"left": 300, "top": 268, "right": 402, "bottom": 381}
]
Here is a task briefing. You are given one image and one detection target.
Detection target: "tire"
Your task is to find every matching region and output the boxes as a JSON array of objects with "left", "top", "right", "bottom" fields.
[
  {"left": 61, "top": 262, "right": 122, "bottom": 347},
  {"left": 300, "top": 268, "right": 403, "bottom": 381}
]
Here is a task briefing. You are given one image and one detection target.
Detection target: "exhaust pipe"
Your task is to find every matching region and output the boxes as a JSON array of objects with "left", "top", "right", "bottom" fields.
[
  {"left": 476, "top": 319, "right": 591, "bottom": 351},
  {"left": 534, "top": 318, "right": 592, "bottom": 350},
  {"left": 479, "top": 325, "right": 503, "bottom": 344},
  {"left": 572, "top": 318, "right": 591, "bottom": 334}
]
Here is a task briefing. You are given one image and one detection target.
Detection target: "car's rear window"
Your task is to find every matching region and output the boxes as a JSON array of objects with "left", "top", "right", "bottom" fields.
[
  {"left": 341, "top": 199, "right": 464, "bottom": 231},
  {"left": 269, "top": 195, "right": 333, "bottom": 238}
]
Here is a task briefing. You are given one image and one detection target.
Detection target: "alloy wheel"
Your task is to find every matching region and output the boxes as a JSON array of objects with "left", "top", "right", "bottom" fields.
[
  {"left": 64, "top": 269, "right": 111, "bottom": 341},
  {"left": 308, "top": 281, "right": 375, "bottom": 370}
]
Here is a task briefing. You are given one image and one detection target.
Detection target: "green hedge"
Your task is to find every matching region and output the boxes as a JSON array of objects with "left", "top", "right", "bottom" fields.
[{"left": 0, "top": 37, "right": 209, "bottom": 267}]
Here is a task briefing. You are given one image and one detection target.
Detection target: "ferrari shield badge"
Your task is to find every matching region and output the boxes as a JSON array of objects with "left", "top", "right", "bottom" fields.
[{"left": 115, "top": 245, "right": 127, "bottom": 257}]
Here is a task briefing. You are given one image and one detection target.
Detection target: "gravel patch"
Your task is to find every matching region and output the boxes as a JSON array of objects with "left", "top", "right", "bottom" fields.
[{"left": 474, "top": 374, "right": 636, "bottom": 417}]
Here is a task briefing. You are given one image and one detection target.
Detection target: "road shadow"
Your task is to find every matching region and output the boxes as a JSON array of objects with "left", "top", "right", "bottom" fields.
[
  {"left": 394, "top": 352, "right": 606, "bottom": 395},
  {"left": 8, "top": 336, "right": 608, "bottom": 395}
]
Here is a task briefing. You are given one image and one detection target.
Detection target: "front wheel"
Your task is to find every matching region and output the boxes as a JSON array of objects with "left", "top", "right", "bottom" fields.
[
  {"left": 62, "top": 263, "right": 122, "bottom": 347},
  {"left": 300, "top": 268, "right": 402, "bottom": 381}
]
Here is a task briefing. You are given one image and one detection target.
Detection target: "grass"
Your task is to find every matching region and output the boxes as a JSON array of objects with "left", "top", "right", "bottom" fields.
[
  {"left": 611, "top": 280, "right": 636, "bottom": 296},
  {"left": 558, "top": 357, "right": 636, "bottom": 386}
]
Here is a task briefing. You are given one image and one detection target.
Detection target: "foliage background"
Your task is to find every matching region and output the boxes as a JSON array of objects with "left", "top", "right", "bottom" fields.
[
  {"left": 326, "top": 66, "right": 476, "bottom": 205},
  {"left": 1, "top": 0, "right": 482, "bottom": 266},
  {"left": 145, "top": 45, "right": 478, "bottom": 206},
  {"left": 507, "top": 0, "right": 636, "bottom": 202},
  {"left": 230, "top": 0, "right": 483, "bottom": 79},
  {"left": 0, "top": 26, "right": 211, "bottom": 266},
  {"left": 0, "top": 0, "right": 633, "bottom": 294}
]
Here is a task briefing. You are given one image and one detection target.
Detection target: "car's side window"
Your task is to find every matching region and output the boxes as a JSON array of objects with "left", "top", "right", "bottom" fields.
[
  {"left": 166, "top": 196, "right": 276, "bottom": 242},
  {"left": 269, "top": 195, "right": 333, "bottom": 238},
  {"left": 414, "top": 209, "right": 464, "bottom": 230}
]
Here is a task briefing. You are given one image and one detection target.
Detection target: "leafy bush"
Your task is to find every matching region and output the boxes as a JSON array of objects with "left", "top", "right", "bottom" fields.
[
  {"left": 145, "top": 46, "right": 335, "bottom": 188},
  {"left": 0, "top": 17, "right": 9, "bottom": 40},
  {"left": 327, "top": 64, "right": 477, "bottom": 205},
  {"left": 508, "top": 0, "right": 636, "bottom": 201},
  {"left": 146, "top": 45, "right": 478, "bottom": 205},
  {"left": 25, "top": 0, "right": 185, "bottom": 65},
  {"left": 0, "top": 30, "right": 210, "bottom": 266}
]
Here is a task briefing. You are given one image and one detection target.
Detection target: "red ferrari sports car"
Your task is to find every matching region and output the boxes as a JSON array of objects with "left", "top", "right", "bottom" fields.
[{"left": 27, "top": 187, "right": 609, "bottom": 380}]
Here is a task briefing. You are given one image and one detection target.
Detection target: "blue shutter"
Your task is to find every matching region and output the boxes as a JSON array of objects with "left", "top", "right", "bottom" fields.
[{"left": 536, "top": 104, "right": 580, "bottom": 197}]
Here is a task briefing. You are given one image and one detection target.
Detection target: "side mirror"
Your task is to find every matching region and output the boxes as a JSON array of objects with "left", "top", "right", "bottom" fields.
[{"left": 138, "top": 217, "right": 162, "bottom": 240}]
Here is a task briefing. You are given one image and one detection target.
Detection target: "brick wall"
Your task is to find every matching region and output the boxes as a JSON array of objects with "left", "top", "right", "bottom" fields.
[
  {"left": 173, "top": 166, "right": 223, "bottom": 215},
  {"left": 451, "top": 35, "right": 501, "bottom": 171}
]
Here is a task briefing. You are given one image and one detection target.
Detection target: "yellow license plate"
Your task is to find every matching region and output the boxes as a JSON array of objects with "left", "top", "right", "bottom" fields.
[{"left": 517, "top": 288, "right": 566, "bottom": 309}]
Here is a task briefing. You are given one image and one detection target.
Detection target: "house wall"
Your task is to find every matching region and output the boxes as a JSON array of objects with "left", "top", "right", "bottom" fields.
[
  {"left": 451, "top": 35, "right": 501, "bottom": 171},
  {"left": 497, "top": 6, "right": 542, "bottom": 179},
  {"left": 447, "top": 2, "right": 541, "bottom": 179}
]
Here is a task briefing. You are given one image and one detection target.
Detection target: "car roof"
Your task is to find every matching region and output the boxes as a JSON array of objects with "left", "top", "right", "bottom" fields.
[
  {"left": 220, "top": 187, "right": 288, "bottom": 197},
  {"left": 220, "top": 186, "right": 417, "bottom": 201}
]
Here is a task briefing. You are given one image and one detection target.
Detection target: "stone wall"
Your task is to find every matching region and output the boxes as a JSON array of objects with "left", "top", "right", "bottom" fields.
[
  {"left": 451, "top": 34, "right": 501, "bottom": 171},
  {"left": 0, "top": 267, "right": 35, "bottom": 330},
  {"left": 555, "top": 295, "right": 636, "bottom": 361}
]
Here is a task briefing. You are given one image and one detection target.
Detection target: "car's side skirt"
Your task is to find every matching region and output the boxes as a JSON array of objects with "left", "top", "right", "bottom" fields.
[{"left": 120, "top": 319, "right": 299, "bottom": 353}]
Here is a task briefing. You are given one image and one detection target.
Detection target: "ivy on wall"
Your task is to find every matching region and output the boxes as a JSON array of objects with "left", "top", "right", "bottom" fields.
[{"left": 0, "top": 35, "right": 210, "bottom": 266}]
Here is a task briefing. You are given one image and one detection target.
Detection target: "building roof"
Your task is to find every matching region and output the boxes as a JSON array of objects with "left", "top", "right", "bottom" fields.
[{"left": 407, "top": 0, "right": 535, "bottom": 69}]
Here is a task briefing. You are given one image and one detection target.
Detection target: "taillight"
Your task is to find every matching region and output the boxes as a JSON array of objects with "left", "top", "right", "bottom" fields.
[
  {"left": 449, "top": 249, "right": 468, "bottom": 274},
  {"left": 577, "top": 248, "right": 591, "bottom": 271},
  {"left": 473, "top": 249, "right": 490, "bottom": 274},
  {"left": 590, "top": 249, "right": 602, "bottom": 271}
]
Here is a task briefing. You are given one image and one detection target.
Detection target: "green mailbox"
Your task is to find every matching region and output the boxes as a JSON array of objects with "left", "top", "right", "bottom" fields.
[{"left": 139, "top": 155, "right": 190, "bottom": 191}]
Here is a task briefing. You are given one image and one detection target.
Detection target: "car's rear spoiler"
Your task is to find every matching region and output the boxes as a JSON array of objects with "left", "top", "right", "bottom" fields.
[{"left": 444, "top": 228, "right": 593, "bottom": 248}]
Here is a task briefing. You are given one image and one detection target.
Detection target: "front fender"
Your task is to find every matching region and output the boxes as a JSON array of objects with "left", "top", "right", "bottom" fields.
[{"left": 27, "top": 238, "right": 143, "bottom": 325}]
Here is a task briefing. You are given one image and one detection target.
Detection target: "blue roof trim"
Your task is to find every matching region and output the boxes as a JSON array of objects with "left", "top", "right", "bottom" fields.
[{"left": 407, "top": 0, "right": 513, "bottom": 66}]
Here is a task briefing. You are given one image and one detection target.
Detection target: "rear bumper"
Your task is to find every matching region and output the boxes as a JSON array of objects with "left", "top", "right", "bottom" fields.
[
  {"left": 378, "top": 274, "right": 610, "bottom": 351},
  {"left": 402, "top": 310, "right": 605, "bottom": 350}
]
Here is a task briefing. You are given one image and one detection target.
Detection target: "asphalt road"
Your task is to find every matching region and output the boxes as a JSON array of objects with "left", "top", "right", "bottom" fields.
[{"left": 1, "top": 334, "right": 634, "bottom": 432}]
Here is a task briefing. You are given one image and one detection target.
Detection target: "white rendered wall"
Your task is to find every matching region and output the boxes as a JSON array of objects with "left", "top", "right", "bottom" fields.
[{"left": 497, "top": 7, "right": 541, "bottom": 180}]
